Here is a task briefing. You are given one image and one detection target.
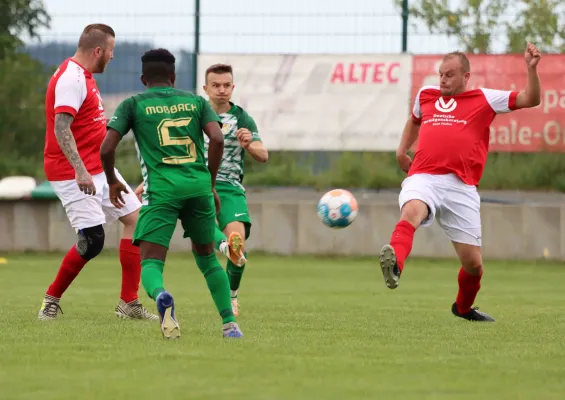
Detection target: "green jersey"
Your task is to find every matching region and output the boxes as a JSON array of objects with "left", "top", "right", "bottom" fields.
[
  {"left": 204, "top": 102, "right": 261, "bottom": 191},
  {"left": 108, "top": 86, "right": 220, "bottom": 204}
]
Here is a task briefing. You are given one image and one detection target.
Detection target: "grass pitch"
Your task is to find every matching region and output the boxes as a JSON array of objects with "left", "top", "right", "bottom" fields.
[{"left": 0, "top": 252, "right": 564, "bottom": 400}]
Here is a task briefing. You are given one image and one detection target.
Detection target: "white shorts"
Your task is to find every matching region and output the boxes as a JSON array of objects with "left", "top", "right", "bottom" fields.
[
  {"left": 50, "top": 169, "right": 141, "bottom": 231},
  {"left": 398, "top": 173, "right": 482, "bottom": 246}
]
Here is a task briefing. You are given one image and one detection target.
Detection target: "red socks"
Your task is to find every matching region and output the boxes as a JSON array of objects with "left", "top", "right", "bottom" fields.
[
  {"left": 45, "top": 239, "right": 140, "bottom": 302},
  {"left": 389, "top": 220, "right": 416, "bottom": 271},
  {"left": 119, "top": 239, "right": 141, "bottom": 303},
  {"left": 456, "top": 267, "right": 482, "bottom": 314},
  {"left": 389, "top": 220, "right": 483, "bottom": 315},
  {"left": 46, "top": 246, "right": 88, "bottom": 298}
]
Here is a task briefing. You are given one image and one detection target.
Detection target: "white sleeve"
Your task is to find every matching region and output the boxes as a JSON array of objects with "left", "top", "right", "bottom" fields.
[
  {"left": 412, "top": 90, "right": 422, "bottom": 120},
  {"left": 412, "top": 85, "right": 439, "bottom": 121},
  {"left": 480, "top": 88, "right": 518, "bottom": 114},
  {"left": 54, "top": 65, "right": 87, "bottom": 116}
]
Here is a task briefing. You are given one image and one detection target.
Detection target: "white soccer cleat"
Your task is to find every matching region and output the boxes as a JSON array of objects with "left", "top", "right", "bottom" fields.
[
  {"left": 115, "top": 299, "right": 159, "bottom": 321},
  {"left": 156, "top": 291, "right": 180, "bottom": 340},
  {"left": 38, "top": 295, "right": 63, "bottom": 321}
]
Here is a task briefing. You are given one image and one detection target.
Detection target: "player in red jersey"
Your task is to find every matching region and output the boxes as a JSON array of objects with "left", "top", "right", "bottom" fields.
[
  {"left": 379, "top": 43, "right": 542, "bottom": 322},
  {"left": 39, "top": 24, "right": 157, "bottom": 321}
]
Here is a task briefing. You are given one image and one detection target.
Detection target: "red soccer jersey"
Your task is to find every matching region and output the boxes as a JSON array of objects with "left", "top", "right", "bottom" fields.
[
  {"left": 44, "top": 58, "right": 107, "bottom": 181},
  {"left": 409, "top": 86, "right": 519, "bottom": 186}
]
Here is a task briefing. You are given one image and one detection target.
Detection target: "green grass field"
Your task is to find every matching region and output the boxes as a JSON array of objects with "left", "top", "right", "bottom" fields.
[{"left": 1, "top": 252, "right": 564, "bottom": 400}]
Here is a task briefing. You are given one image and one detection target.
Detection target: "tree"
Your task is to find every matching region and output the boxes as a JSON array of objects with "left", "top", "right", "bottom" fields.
[
  {"left": 398, "top": 0, "right": 509, "bottom": 53},
  {"left": 0, "top": 53, "right": 52, "bottom": 177},
  {"left": 0, "top": 0, "right": 50, "bottom": 60},
  {"left": 506, "top": 0, "right": 565, "bottom": 53},
  {"left": 0, "top": 0, "right": 50, "bottom": 177},
  {"left": 398, "top": 0, "right": 564, "bottom": 54}
]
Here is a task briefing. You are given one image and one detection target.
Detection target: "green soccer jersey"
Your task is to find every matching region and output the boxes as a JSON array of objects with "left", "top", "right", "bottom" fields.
[
  {"left": 108, "top": 86, "right": 220, "bottom": 204},
  {"left": 204, "top": 102, "right": 261, "bottom": 191}
]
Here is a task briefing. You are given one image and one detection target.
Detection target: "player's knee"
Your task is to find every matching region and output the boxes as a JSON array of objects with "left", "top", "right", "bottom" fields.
[
  {"left": 455, "top": 244, "right": 483, "bottom": 275},
  {"left": 224, "top": 221, "right": 246, "bottom": 239},
  {"left": 76, "top": 225, "right": 105, "bottom": 260},
  {"left": 462, "top": 261, "right": 482, "bottom": 276},
  {"left": 192, "top": 242, "right": 215, "bottom": 256},
  {"left": 400, "top": 200, "right": 429, "bottom": 227}
]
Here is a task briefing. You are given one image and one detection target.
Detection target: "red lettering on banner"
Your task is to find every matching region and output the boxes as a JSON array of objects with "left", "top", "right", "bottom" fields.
[
  {"left": 348, "top": 64, "right": 358, "bottom": 83},
  {"left": 410, "top": 54, "right": 565, "bottom": 152},
  {"left": 330, "top": 63, "right": 344, "bottom": 83},
  {"left": 388, "top": 63, "right": 400, "bottom": 83},
  {"left": 360, "top": 63, "right": 371, "bottom": 82},
  {"left": 331, "top": 62, "right": 401, "bottom": 84},
  {"left": 372, "top": 63, "right": 384, "bottom": 83}
]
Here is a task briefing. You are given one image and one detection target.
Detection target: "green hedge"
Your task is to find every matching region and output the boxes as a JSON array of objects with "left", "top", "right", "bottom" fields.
[{"left": 4, "top": 139, "right": 565, "bottom": 192}]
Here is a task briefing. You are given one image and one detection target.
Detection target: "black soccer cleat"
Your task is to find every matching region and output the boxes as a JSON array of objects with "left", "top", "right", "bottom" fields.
[
  {"left": 451, "top": 303, "right": 495, "bottom": 322},
  {"left": 379, "top": 244, "right": 401, "bottom": 289}
]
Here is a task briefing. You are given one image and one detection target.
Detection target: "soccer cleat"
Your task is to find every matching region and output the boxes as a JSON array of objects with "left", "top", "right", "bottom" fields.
[
  {"left": 451, "top": 303, "right": 495, "bottom": 322},
  {"left": 115, "top": 299, "right": 159, "bottom": 321},
  {"left": 231, "top": 297, "right": 240, "bottom": 317},
  {"left": 379, "top": 244, "right": 401, "bottom": 289},
  {"left": 227, "top": 232, "right": 246, "bottom": 267},
  {"left": 222, "top": 322, "right": 244, "bottom": 338},
  {"left": 156, "top": 291, "right": 180, "bottom": 339},
  {"left": 38, "top": 296, "right": 63, "bottom": 321}
]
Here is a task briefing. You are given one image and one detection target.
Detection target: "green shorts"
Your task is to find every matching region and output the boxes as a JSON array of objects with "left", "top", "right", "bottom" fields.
[
  {"left": 216, "top": 182, "right": 251, "bottom": 239},
  {"left": 133, "top": 193, "right": 216, "bottom": 248}
]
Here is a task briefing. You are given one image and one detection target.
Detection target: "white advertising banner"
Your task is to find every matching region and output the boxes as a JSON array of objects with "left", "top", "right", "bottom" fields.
[{"left": 197, "top": 54, "right": 413, "bottom": 151}]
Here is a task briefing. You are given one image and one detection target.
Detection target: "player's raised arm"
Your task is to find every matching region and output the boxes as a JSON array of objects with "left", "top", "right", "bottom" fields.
[
  {"left": 236, "top": 116, "right": 268, "bottom": 163},
  {"left": 515, "top": 43, "right": 542, "bottom": 109}
]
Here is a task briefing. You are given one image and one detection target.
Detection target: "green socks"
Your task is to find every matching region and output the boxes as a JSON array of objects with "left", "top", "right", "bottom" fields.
[
  {"left": 141, "top": 259, "right": 165, "bottom": 300},
  {"left": 214, "top": 226, "right": 227, "bottom": 252},
  {"left": 227, "top": 252, "right": 247, "bottom": 292},
  {"left": 194, "top": 251, "right": 235, "bottom": 324}
]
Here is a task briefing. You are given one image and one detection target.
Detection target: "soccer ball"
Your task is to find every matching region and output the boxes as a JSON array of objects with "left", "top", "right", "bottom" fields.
[{"left": 317, "top": 189, "right": 358, "bottom": 228}]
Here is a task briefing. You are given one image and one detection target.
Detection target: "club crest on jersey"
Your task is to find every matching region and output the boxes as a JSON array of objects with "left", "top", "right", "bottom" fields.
[
  {"left": 92, "top": 88, "right": 104, "bottom": 111},
  {"left": 221, "top": 122, "right": 234, "bottom": 135},
  {"left": 435, "top": 97, "right": 457, "bottom": 113}
]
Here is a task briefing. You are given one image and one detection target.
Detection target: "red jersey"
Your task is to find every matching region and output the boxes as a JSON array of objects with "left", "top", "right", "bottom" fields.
[
  {"left": 409, "top": 86, "right": 519, "bottom": 186},
  {"left": 44, "top": 58, "right": 107, "bottom": 181}
]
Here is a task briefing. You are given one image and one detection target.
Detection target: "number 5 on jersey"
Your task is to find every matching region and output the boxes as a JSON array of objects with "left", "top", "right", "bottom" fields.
[{"left": 157, "top": 117, "right": 196, "bottom": 164}]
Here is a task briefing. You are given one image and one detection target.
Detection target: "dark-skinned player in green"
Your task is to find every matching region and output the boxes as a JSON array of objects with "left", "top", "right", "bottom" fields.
[{"left": 100, "top": 49, "right": 243, "bottom": 339}]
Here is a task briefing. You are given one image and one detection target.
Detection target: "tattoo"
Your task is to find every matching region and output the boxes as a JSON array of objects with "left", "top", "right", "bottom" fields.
[{"left": 54, "top": 113, "right": 86, "bottom": 174}]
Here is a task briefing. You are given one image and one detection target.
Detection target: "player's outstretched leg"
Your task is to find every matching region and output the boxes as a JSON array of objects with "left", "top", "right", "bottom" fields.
[
  {"left": 226, "top": 246, "right": 247, "bottom": 317},
  {"left": 219, "top": 222, "right": 248, "bottom": 316},
  {"left": 138, "top": 240, "right": 180, "bottom": 339},
  {"left": 39, "top": 225, "right": 105, "bottom": 320},
  {"left": 379, "top": 200, "right": 427, "bottom": 289},
  {"left": 115, "top": 212, "right": 158, "bottom": 321},
  {"left": 193, "top": 243, "right": 243, "bottom": 338},
  {"left": 451, "top": 242, "right": 494, "bottom": 322}
]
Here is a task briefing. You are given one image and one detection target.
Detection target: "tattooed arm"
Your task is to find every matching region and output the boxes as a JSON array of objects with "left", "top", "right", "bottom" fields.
[{"left": 54, "top": 112, "right": 96, "bottom": 195}]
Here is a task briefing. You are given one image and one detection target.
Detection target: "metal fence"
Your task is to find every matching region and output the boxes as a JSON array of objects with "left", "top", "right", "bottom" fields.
[{"left": 28, "top": 0, "right": 539, "bottom": 94}]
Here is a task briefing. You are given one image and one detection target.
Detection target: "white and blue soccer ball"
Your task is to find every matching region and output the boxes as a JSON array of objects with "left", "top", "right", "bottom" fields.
[{"left": 317, "top": 189, "right": 359, "bottom": 228}]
